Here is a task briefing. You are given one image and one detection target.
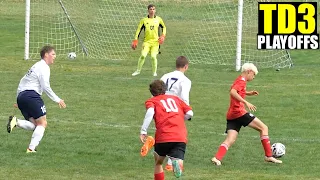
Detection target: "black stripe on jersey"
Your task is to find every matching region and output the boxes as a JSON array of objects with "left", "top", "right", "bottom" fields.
[
  {"left": 138, "top": 24, "right": 145, "bottom": 38},
  {"left": 158, "top": 25, "right": 163, "bottom": 37}
]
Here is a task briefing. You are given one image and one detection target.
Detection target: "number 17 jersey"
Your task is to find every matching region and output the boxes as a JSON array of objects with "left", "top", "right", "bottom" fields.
[
  {"left": 145, "top": 94, "right": 192, "bottom": 143},
  {"left": 160, "top": 70, "right": 191, "bottom": 105}
]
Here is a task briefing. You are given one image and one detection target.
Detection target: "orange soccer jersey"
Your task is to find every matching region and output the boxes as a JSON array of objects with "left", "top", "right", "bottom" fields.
[
  {"left": 226, "top": 75, "right": 247, "bottom": 120},
  {"left": 145, "top": 94, "right": 192, "bottom": 143}
]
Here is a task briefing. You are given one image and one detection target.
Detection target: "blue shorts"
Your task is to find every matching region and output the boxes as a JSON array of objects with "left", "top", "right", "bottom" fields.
[{"left": 17, "top": 90, "right": 46, "bottom": 120}]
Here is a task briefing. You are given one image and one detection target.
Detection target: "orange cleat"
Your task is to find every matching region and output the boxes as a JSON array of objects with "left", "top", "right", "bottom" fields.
[
  {"left": 165, "top": 164, "right": 173, "bottom": 171},
  {"left": 140, "top": 136, "right": 155, "bottom": 157}
]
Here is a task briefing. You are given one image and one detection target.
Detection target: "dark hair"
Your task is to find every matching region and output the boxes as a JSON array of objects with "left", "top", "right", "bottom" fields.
[
  {"left": 149, "top": 80, "right": 166, "bottom": 96},
  {"left": 176, "top": 56, "right": 189, "bottom": 68},
  {"left": 40, "top": 45, "right": 55, "bottom": 59},
  {"left": 148, "top": 4, "right": 155, "bottom": 10}
]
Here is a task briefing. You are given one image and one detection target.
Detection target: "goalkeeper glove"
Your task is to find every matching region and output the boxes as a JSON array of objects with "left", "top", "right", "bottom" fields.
[
  {"left": 158, "top": 35, "right": 165, "bottom": 44},
  {"left": 131, "top": 40, "right": 138, "bottom": 50}
]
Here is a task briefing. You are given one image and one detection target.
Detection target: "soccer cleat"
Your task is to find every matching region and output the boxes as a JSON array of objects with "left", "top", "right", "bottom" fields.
[
  {"left": 7, "top": 116, "right": 17, "bottom": 133},
  {"left": 132, "top": 71, "right": 140, "bottom": 76},
  {"left": 211, "top": 157, "right": 222, "bottom": 166},
  {"left": 165, "top": 164, "right": 173, "bottom": 171},
  {"left": 172, "top": 159, "right": 183, "bottom": 178},
  {"left": 264, "top": 156, "right": 282, "bottom": 164},
  {"left": 140, "top": 136, "right": 155, "bottom": 157},
  {"left": 153, "top": 72, "right": 157, "bottom": 77},
  {"left": 26, "top": 148, "right": 37, "bottom": 153}
]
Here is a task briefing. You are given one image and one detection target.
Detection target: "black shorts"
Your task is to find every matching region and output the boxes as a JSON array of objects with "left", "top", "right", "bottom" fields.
[
  {"left": 154, "top": 142, "right": 186, "bottom": 160},
  {"left": 226, "top": 113, "right": 255, "bottom": 132},
  {"left": 17, "top": 90, "right": 46, "bottom": 120}
]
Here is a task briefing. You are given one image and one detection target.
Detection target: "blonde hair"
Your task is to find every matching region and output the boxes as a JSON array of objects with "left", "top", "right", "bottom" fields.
[{"left": 241, "top": 63, "right": 258, "bottom": 75}]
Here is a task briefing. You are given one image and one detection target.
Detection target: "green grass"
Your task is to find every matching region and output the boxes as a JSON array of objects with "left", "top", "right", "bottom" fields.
[{"left": 1, "top": 1, "right": 320, "bottom": 180}]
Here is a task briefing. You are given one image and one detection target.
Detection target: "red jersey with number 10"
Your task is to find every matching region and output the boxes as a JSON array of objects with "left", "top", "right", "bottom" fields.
[
  {"left": 145, "top": 94, "right": 192, "bottom": 143},
  {"left": 227, "top": 75, "right": 247, "bottom": 120}
]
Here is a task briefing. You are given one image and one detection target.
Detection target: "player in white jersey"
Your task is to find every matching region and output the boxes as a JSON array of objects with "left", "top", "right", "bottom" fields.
[
  {"left": 160, "top": 56, "right": 191, "bottom": 171},
  {"left": 7, "top": 45, "right": 66, "bottom": 153},
  {"left": 160, "top": 56, "right": 191, "bottom": 105}
]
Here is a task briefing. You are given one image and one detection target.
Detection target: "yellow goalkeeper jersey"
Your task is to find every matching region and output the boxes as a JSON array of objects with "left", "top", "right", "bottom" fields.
[{"left": 134, "top": 15, "right": 166, "bottom": 43}]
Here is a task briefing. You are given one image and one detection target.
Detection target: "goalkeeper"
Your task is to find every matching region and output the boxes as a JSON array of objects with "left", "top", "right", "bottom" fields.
[{"left": 131, "top": 4, "right": 166, "bottom": 77}]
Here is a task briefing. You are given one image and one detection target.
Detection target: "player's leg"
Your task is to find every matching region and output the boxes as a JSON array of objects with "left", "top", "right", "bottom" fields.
[
  {"left": 212, "top": 130, "right": 238, "bottom": 165},
  {"left": 247, "top": 117, "right": 270, "bottom": 155},
  {"left": 8, "top": 92, "right": 36, "bottom": 133},
  {"left": 132, "top": 42, "right": 151, "bottom": 76},
  {"left": 248, "top": 117, "right": 282, "bottom": 163},
  {"left": 150, "top": 43, "right": 159, "bottom": 76},
  {"left": 154, "top": 143, "right": 170, "bottom": 180},
  {"left": 26, "top": 95, "right": 47, "bottom": 152},
  {"left": 168, "top": 142, "right": 186, "bottom": 178},
  {"left": 27, "top": 115, "right": 47, "bottom": 152},
  {"left": 153, "top": 152, "right": 166, "bottom": 180},
  {"left": 212, "top": 120, "right": 240, "bottom": 165},
  {"left": 16, "top": 117, "right": 36, "bottom": 131},
  {"left": 17, "top": 107, "right": 36, "bottom": 131}
]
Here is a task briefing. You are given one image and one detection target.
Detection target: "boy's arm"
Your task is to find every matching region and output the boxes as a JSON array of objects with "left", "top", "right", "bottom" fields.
[
  {"left": 132, "top": 19, "right": 144, "bottom": 50},
  {"left": 140, "top": 107, "right": 154, "bottom": 135},
  {"left": 246, "top": 90, "right": 259, "bottom": 96},
  {"left": 158, "top": 18, "right": 166, "bottom": 44},
  {"left": 230, "top": 89, "right": 256, "bottom": 111}
]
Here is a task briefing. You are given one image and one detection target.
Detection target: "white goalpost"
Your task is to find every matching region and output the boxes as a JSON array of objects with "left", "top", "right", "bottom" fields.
[
  {"left": 24, "top": 0, "right": 30, "bottom": 60},
  {"left": 183, "top": 0, "right": 294, "bottom": 70},
  {"left": 236, "top": 0, "right": 244, "bottom": 71},
  {"left": 24, "top": 0, "right": 298, "bottom": 70}
]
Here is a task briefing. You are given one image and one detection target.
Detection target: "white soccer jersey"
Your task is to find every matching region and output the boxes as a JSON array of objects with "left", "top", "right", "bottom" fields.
[
  {"left": 17, "top": 60, "right": 61, "bottom": 103},
  {"left": 160, "top": 70, "right": 191, "bottom": 105}
]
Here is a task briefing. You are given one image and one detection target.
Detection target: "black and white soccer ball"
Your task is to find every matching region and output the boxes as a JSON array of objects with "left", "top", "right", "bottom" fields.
[
  {"left": 68, "top": 52, "right": 76, "bottom": 60},
  {"left": 271, "top": 143, "right": 285, "bottom": 158}
]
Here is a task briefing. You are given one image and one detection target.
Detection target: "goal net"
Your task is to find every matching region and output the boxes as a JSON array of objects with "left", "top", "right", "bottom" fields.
[
  {"left": 26, "top": 0, "right": 147, "bottom": 61},
  {"left": 24, "top": 0, "right": 309, "bottom": 69},
  {"left": 183, "top": 0, "right": 294, "bottom": 69}
]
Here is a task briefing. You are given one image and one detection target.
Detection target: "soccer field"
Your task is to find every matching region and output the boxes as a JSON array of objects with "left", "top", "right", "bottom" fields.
[{"left": 1, "top": 1, "right": 320, "bottom": 180}]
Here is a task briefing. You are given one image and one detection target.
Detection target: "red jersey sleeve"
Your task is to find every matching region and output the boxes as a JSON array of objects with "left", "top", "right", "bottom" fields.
[
  {"left": 231, "top": 76, "right": 246, "bottom": 92},
  {"left": 145, "top": 99, "right": 155, "bottom": 109}
]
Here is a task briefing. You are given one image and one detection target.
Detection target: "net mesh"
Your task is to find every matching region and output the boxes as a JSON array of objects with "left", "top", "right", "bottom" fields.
[{"left": 21, "top": 0, "right": 320, "bottom": 68}]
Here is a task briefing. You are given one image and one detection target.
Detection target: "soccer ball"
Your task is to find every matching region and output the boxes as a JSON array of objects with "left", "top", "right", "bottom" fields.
[
  {"left": 271, "top": 143, "right": 286, "bottom": 158},
  {"left": 68, "top": 52, "right": 76, "bottom": 60}
]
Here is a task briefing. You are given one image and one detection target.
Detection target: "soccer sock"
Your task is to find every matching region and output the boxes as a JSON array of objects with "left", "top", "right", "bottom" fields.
[
  {"left": 215, "top": 143, "right": 229, "bottom": 161},
  {"left": 29, "top": 125, "right": 45, "bottom": 150},
  {"left": 261, "top": 135, "right": 272, "bottom": 157},
  {"left": 17, "top": 119, "right": 35, "bottom": 131},
  {"left": 154, "top": 172, "right": 164, "bottom": 180},
  {"left": 137, "top": 55, "right": 146, "bottom": 72},
  {"left": 167, "top": 158, "right": 172, "bottom": 165},
  {"left": 151, "top": 56, "right": 157, "bottom": 74}
]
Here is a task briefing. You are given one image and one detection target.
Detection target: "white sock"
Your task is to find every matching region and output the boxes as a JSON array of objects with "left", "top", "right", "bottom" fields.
[
  {"left": 17, "top": 119, "right": 35, "bottom": 131},
  {"left": 167, "top": 158, "right": 172, "bottom": 165},
  {"left": 28, "top": 126, "right": 45, "bottom": 150}
]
